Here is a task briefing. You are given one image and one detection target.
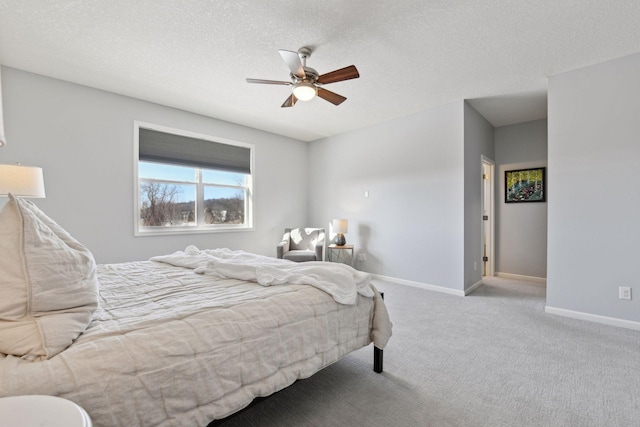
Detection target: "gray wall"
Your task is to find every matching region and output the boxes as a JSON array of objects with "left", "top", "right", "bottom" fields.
[
  {"left": 309, "top": 101, "right": 466, "bottom": 292},
  {"left": 494, "top": 119, "right": 548, "bottom": 279},
  {"left": 547, "top": 52, "right": 640, "bottom": 322},
  {"left": 0, "top": 67, "right": 309, "bottom": 263},
  {"left": 6, "top": 52, "right": 639, "bottom": 328},
  {"left": 463, "top": 102, "right": 495, "bottom": 290}
]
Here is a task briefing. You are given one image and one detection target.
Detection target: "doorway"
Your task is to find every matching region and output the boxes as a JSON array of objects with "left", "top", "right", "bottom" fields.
[{"left": 481, "top": 156, "right": 495, "bottom": 277}]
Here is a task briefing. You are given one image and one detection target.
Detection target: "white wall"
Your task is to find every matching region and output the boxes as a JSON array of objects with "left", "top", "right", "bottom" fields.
[
  {"left": 547, "top": 52, "right": 640, "bottom": 323},
  {"left": 309, "top": 101, "right": 466, "bottom": 292},
  {"left": 0, "top": 67, "right": 309, "bottom": 263},
  {"left": 463, "top": 102, "right": 495, "bottom": 290},
  {"left": 494, "top": 119, "right": 548, "bottom": 279}
]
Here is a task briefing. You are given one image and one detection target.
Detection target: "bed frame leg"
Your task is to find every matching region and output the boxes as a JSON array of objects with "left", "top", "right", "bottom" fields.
[
  {"left": 373, "top": 291, "right": 384, "bottom": 373},
  {"left": 374, "top": 346, "right": 383, "bottom": 373}
]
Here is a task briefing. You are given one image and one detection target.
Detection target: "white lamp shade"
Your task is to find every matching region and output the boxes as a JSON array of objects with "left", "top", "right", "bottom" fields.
[
  {"left": 332, "top": 219, "right": 348, "bottom": 234},
  {"left": 0, "top": 164, "right": 46, "bottom": 198}
]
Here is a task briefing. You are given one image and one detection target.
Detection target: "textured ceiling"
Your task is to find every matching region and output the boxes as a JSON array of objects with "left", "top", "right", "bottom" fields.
[{"left": 1, "top": 1, "right": 640, "bottom": 141}]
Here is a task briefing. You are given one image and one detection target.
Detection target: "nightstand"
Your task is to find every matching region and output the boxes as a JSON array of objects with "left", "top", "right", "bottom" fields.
[
  {"left": 0, "top": 395, "right": 92, "bottom": 426},
  {"left": 327, "top": 244, "right": 354, "bottom": 266}
]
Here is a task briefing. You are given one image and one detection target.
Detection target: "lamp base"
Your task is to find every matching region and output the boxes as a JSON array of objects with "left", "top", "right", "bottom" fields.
[{"left": 335, "top": 234, "right": 346, "bottom": 246}]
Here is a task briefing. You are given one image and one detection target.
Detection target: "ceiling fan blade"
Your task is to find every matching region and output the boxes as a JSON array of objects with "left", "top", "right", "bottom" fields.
[
  {"left": 317, "top": 87, "right": 347, "bottom": 105},
  {"left": 317, "top": 65, "right": 359, "bottom": 84},
  {"left": 246, "top": 78, "right": 292, "bottom": 85},
  {"left": 278, "top": 49, "right": 305, "bottom": 79},
  {"left": 281, "top": 94, "right": 298, "bottom": 108}
]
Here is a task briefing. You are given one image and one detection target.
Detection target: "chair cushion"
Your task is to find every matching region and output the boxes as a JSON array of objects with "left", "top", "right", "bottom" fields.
[
  {"left": 283, "top": 250, "right": 317, "bottom": 263},
  {"left": 289, "top": 228, "right": 319, "bottom": 251}
]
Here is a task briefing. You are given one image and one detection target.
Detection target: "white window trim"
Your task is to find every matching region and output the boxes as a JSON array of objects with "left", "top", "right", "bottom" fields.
[{"left": 133, "top": 121, "right": 254, "bottom": 236}]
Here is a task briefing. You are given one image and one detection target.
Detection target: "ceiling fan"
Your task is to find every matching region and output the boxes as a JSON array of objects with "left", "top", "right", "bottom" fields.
[{"left": 246, "top": 47, "right": 360, "bottom": 108}]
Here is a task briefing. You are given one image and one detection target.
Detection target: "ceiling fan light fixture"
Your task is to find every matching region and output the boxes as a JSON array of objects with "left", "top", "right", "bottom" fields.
[{"left": 292, "top": 81, "right": 317, "bottom": 101}]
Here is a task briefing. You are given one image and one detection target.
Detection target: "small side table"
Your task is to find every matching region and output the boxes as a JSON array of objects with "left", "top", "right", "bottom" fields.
[
  {"left": 0, "top": 395, "right": 93, "bottom": 427},
  {"left": 327, "top": 244, "right": 354, "bottom": 266}
]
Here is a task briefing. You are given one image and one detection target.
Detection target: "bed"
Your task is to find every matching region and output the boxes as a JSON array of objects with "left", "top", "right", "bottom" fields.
[{"left": 0, "top": 195, "right": 392, "bottom": 426}]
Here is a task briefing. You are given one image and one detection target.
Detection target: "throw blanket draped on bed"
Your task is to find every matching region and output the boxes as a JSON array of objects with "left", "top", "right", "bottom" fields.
[{"left": 150, "top": 246, "right": 374, "bottom": 305}]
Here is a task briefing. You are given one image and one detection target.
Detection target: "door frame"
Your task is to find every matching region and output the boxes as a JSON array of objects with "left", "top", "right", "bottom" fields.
[{"left": 481, "top": 155, "right": 495, "bottom": 277}]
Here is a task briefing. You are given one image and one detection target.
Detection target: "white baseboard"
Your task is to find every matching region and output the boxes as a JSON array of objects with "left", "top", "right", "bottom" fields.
[
  {"left": 370, "top": 273, "right": 465, "bottom": 297},
  {"left": 465, "top": 280, "right": 483, "bottom": 296},
  {"left": 496, "top": 272, "right": 547, "bottom": 285},
  {"left": 545, "top": 306, "right": 640, "bottom": 331}
]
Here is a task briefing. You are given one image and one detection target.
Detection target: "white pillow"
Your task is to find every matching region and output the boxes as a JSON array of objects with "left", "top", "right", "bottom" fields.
[{"left": 0, "top": 194, "right": 99, "bottom": 359}]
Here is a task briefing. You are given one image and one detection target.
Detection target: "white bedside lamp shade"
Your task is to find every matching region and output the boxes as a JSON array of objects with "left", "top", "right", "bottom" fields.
[
  {"left": 0, "top": 164, "right": 46, "bottom": 198},
  {"left": 332, "top": 219, "right": 348, "bottom": 246}
]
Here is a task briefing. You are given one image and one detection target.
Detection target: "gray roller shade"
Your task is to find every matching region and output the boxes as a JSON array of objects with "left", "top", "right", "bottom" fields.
[{"left": 139, "top": 128, "right": 251, "bottom": 174}]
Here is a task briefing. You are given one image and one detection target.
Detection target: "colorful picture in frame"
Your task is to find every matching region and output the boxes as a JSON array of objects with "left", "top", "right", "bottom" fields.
[{"left": 505, "top": 167, "right": 546, "bottom": 203}]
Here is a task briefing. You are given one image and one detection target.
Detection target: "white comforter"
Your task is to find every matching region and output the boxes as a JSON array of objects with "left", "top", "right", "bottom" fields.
[
  {"left": 0, "top": 250, "right": 392, "bottom": 426},
  {"left": 151, "top": 246, "right": 374, "bottom": 304}
]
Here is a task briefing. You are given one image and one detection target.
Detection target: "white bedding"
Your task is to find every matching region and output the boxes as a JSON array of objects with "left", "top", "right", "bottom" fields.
[
  {"left": 152, "top": 246, "right": 374, "bottom": 305},
  {"left": 0, "top": 251, "right": 392, "bottom": 426}
]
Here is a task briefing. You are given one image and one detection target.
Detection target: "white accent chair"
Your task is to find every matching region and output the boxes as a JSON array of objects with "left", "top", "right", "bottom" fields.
[{"left": 277, "top": 228, "right": 325, "bottom": 262}]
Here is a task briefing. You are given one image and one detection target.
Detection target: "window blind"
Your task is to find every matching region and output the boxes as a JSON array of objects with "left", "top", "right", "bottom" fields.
[{"left": 139, "top": 128, "right": 251, "bottom": 174}]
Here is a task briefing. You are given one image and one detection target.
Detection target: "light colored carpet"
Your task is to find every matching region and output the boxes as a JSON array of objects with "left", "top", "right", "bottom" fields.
[{"left": 219, "top": 277, "right": 640, "bottom": 426}]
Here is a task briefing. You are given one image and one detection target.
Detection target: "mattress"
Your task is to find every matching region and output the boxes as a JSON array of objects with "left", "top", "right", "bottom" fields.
[{"left": 0, "top": 255, "right": 391, "bottom": 426}]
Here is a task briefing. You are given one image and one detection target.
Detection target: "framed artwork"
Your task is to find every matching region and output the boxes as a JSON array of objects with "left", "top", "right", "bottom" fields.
[{"left": 505, "top": 167, "right": 546, "bottom": 203}]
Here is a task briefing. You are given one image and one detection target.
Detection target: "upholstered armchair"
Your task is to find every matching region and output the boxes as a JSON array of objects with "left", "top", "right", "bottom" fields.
[{"left": 277, "top": 228, "right": 325, "bottom": 262}]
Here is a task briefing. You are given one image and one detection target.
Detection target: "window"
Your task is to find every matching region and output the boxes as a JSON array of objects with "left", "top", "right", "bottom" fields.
[{"left": 134, "top": 122, "right": 253, "bottom": 235}]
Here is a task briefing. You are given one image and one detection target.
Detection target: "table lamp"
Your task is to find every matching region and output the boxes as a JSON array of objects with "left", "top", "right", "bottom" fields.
[{"left": 332, "top": 219, "right": 348, "bottom": 246}]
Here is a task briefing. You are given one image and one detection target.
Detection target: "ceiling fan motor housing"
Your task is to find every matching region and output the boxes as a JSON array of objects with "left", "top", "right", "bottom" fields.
[{"left": 293, "top": 67, "right": 318, "bottom": 84}]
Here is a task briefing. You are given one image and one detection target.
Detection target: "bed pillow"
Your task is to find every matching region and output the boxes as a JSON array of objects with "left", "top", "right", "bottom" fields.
[{"left": 0, "top": 194, "right": 99, "bottom": 360}]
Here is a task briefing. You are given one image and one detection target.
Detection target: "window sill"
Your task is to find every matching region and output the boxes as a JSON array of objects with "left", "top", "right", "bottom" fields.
[{"left": 134, "top": 225, "right": 254, "bottom": 237}]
